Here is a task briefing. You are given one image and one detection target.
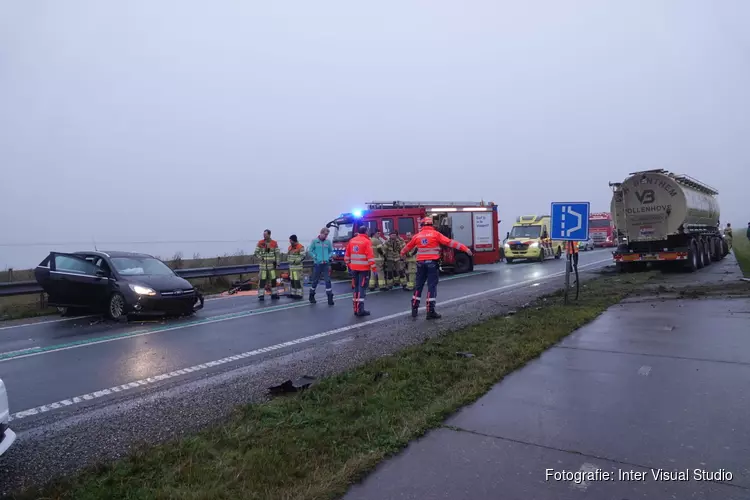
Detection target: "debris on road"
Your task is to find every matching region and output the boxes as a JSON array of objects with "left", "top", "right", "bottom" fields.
[
  {"left": 455, "top": 352, "right": 475, "bottom": 358},
  {"left": 268, "top": 375, "right": 317, "bottom": 395}
]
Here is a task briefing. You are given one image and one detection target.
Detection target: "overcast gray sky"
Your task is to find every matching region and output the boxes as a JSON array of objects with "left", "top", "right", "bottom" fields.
[{"left": 1, "top": 0, "right": 748, "bottom": 268}]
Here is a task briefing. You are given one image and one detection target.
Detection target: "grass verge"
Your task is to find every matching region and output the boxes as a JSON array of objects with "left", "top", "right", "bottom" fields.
[
  {"left": 733, "top": 233, "right": 750, "bottom": 277},
  {"left": 20, "top": 272, "right": 655, "bottom": 500}
]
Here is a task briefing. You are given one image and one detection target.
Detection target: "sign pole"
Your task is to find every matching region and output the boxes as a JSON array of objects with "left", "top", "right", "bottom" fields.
[
  {"left": 550, "top": 202, "right": 590, "bottom": 307},
  {"left": 564, "top": 244, "right": 571, "bottom": 305}
]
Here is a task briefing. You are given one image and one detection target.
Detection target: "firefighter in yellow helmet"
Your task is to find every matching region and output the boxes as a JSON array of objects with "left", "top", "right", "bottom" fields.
[
  {"left": 369, "top": 229, "right": 387, "bottom": 292},
  {"left": 254, "top": 229, "right": 281, "bottom": 301},
  {"left": 402, "top": 231, "right": 417, "bottom": 290}
]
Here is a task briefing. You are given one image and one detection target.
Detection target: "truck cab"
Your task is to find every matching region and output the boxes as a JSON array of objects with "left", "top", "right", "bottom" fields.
[
  {"left": 328, "top": 210, "right": 420, "bottom": 270},
  {"left": 326, "top": 201, "right": 502, "bottom": 274},
  {"left": 589, "top": 212, "right": 616, "bottom": 247},
  {"left": 504, "top": 215, "right": 563, "bottom": 263}
]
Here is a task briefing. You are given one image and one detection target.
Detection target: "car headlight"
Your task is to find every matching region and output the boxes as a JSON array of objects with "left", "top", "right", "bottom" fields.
[
  {"left": 529, "top": 242, "right": 539, "bottom": 248},
  {"left": 504, "top": 243, "right": 510, "bottom": 249},
  {"left": 129, "top": 284, "right": 156, "bottom": 296}
]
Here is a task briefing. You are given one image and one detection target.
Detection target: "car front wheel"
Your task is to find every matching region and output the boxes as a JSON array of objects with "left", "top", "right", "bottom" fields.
[{"left": 107, "top": 293, "right": 127, "bottom": 321}]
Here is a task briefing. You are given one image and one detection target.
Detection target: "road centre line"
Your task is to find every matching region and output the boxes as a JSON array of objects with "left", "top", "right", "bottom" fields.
[
  {"left": 0, "top": 271, "right": 488, "bottom": 362},
  {"left": 0, "top": 281, "right": 355, "bottom": 331},
  {"left": 8, "top": 258, "right": 610, "bottom": 421},
  {"left": 0, "top": 315, "right": 97, "bottom": 332}
]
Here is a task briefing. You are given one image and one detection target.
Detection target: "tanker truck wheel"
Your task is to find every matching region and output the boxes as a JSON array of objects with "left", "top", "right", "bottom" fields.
[
  {"left": 685, "top": 240, "right": 702, "bottom": 273},
  {"left": 696, "top": 240, "right": 706, "bottom": 269},
  {"left": 711, "top": 237, "right": 722, "bottom": 262},
  {"left": 701, "top": 239, "right": 712, "bottom": 266}
]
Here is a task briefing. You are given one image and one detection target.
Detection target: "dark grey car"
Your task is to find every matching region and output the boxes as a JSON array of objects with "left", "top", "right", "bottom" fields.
[{"left": 34, "top": 250, "right": 204, "bottom": 320}]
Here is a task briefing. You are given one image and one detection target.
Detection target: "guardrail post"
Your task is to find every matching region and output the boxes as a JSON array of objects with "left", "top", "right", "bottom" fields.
[
  {"left": 7, "top": 269, "right": 12, "bottom": 282},
  {"left": 39, "top": 292, "right": 47, "bottom": 309}
]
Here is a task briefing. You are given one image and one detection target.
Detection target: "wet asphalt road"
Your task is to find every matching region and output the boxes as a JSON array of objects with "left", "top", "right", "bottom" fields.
[{"left": 0, "top": 250, "right": 611, "bottom": 425}]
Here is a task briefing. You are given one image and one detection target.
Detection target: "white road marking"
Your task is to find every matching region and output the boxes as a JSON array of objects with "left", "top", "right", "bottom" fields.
[
  {"left": 8, "top": 258, "right": 611, "bottom": 421},
  {"left": 569, "top": 463, "right": 598, "bottom": 491},
  {"left": 637, "top": 365, "right": 652, "bottom": 376},
  {"left": 0, "top": 315, "right": 96, "bottom": 332}
]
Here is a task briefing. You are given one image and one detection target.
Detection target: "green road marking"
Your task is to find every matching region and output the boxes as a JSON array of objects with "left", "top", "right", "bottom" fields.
[{"left": 0, "top": 271, "right": 487, "bottom": 362}]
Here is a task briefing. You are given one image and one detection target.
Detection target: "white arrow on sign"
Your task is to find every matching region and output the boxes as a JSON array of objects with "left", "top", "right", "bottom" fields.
[{"left": 562, "top": 205, "right": 582, "bottom": 237}]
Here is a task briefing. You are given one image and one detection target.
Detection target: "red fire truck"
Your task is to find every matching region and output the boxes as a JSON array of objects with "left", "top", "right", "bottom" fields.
[
  {"left": 589, "top": 212, "right": 615, "bottom": 248},
  {"left": 325, "top": 201, "right": 501, "bottom": 274}
]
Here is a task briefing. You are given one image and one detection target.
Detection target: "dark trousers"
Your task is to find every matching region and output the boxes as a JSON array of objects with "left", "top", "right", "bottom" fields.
[
  {"left": 310, "top": 263, "right": 332, "bottom": 296},
  {"left": 351, "top": 270, "right": 370, "bottom": 314},
  {"left": 412, "top": 260, "right": 439, "bottom": 310}
]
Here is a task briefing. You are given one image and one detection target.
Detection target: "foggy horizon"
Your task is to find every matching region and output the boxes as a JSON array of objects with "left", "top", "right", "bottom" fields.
[{"left": 2, "top": 0, "right": 748, "bottom": 270}]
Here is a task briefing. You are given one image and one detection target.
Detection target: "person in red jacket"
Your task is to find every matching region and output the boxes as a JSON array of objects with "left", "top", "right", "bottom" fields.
[
  {"left": 401, "top": 216, "right": 472, "bottom": 319},
  {"left": 344, "top": 225, "right": 378, "bottom": 317}
]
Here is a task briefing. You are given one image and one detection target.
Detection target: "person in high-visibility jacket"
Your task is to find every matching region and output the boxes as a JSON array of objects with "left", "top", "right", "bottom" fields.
[
  {"left": 369, "top": 230, "right": 387, "bottom": 292},
  {"left": 254, "top": 229, "right": 281, "bottom": 301},
  {"left": 384, "top": 231, "right": 404, "bottom": 288},
  {"left": 403, "top": 231, "right": 417, "bottom": 291},
  {"left": 287, "top": 235, "right": 305, "bottom": 299},
  {"left": 401, "top": 217, "right": 472, "bottom": 319},
  {"left": 344, "top": 225, "right": 378, "bottom": 317}
]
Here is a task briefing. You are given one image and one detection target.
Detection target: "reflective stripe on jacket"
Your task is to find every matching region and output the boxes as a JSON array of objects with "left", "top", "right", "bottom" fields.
[
  {"left": 344, "top": 234, "right": 377, "bottom": 271},
  {"left": 308, "top": 238, "right": 334, "bottom": 264},
  {"left": 370, "top": 236, "right": 385, "bottom": 261},
  {"left": 401, "top": 228, "right": 469, "bottom": 262},
  {"left": 254, "top": 239, "right": 280, "bottom": 266},
  {"left": 288, "top": 243, "right": 305, "bottom": 268}
]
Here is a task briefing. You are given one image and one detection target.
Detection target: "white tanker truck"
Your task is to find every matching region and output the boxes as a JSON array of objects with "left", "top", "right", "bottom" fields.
[{"left": 609, "top": 169, "right": 729, "bottom": 272}]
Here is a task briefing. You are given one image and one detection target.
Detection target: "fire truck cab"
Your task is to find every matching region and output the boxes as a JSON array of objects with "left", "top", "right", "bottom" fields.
[
  {"left": 589, "top": 212, "right": 616, "bottom": 248},
  {"left": 326, "top": 201, "right": 501, "bottom": 274}
]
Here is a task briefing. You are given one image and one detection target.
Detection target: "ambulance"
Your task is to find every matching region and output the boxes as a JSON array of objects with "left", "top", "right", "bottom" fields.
[{"left": 503, "top": 214, "right": 564, "bottom": 263}]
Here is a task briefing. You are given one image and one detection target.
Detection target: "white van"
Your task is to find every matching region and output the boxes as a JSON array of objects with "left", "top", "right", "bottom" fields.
[{"left": 0, "top": 378, "right": 16, "bottom": 456}]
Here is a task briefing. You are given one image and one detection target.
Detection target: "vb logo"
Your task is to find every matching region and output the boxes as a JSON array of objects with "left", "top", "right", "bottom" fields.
[{"left": 635, "top": 189, "right": 655, "bottom": 204}]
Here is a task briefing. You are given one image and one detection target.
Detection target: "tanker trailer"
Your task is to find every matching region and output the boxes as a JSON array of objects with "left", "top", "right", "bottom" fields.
[{"left": 610, "top": 169, "right": 728, "bottom": 272}]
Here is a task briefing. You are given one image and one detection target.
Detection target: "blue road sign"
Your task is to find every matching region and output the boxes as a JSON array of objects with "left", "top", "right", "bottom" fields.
[{"left": 551, "top": 202, "right": 590, "bottom": 241}]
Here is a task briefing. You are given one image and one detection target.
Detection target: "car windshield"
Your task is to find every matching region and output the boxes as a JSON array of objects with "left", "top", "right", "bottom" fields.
[
  {"left": 589, "top": 219, "right": 611, "bottom": 228},
  {"left": 333, "top": 223, "right": 354, "bottom": 242},
  {"left": 509, "top": 225, "right": 542, "bottom": 239},
  {"left": 111, "top": 257, "right": 175, "bottom": 276}
]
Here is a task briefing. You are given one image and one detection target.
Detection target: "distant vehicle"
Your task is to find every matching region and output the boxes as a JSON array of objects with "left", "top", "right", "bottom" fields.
[
  {"left": 326, "top": 200, "right": 502, "bottom": 274},
  {"left": 504, "top": 215, "right": 564, "bottom": 263},
  {"left": 589, "top": 212, "right": 616, "bottom": 247},
  {"left": 578, "top": 238, "right": 595, "bottom": 251},
  {"left": 0, "top": 377, "right": 16, "bottom": 457},
  {"left": 610, "top": 169, "right": 729, "bottom": 272},
  {"left": 34, "top": 251, "right": 205, "bottom": 320}
]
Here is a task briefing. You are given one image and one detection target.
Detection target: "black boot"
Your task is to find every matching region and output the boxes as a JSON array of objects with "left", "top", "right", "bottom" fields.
[
  {"left": 411, "top": 300, "right": 420, "bottom": 318},
  {"left": 258, "top": 295, "right": 265, "bottom": 302},
  {"left": 356, "top": 307, "right": 371, "bottom": 317},
  {"left": 327, "top": 292, "right": 334, "bottom": 306},
  {"left": 271, "top": 294, "right": 280, "bottom": 300},
  {"left": 309, "top": 291, "right": 316, "bottom": 304},
  {"left": 426, "top": 303, "right": 441, "bottom": 320}
]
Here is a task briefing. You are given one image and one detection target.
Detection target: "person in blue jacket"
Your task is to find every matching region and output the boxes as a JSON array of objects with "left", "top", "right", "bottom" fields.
[{"left": 308, "top": 227, "right": 335, "bottom": 305}]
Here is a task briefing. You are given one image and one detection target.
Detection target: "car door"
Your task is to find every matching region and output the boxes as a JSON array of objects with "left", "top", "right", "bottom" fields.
[
  {"left": 87, "top": 256, "right": 115, "bottom": 307},
  {"left": 46, "top": 253, "right": 105, "bottom": 307}
]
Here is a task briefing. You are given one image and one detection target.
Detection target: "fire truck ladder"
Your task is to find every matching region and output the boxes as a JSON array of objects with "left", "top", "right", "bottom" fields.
[{"left": 364, "top": 201, "right": 494, "bottom": 210}]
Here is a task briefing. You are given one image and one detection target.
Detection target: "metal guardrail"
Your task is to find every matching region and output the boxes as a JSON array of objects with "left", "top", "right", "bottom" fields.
[{"left": 0, "top": 260, "right": 315, "bottom": 297}]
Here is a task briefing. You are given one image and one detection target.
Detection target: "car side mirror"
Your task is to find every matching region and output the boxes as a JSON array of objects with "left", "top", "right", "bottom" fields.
[
  {"left": 506, "top": 232, "right": 510, "bottom": 239},
  {"left": 96, "top": 269, "right": 108, "bottom": 277}
]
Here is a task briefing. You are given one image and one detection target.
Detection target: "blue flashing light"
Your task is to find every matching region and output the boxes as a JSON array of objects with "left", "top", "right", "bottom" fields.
[{"left": 352, "top": 209, "right": 363, "bottom": 218}]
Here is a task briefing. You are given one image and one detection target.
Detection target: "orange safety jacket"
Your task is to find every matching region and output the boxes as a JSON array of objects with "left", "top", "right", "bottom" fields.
[
  {"left": 344, "top": 234, "right": 377, "bottom": 271},
  {"left": 566, "top": 241, "right": 579, "bottom": 255},
  {"left": 401, "top": 227, "right": 470, "bottom": 262}
]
